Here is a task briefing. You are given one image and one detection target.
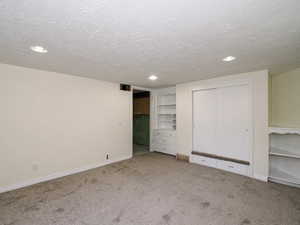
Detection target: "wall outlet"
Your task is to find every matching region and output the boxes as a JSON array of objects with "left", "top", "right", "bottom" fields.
[{"left": 106, "top": 154, "right": 109, "bottom": 160}]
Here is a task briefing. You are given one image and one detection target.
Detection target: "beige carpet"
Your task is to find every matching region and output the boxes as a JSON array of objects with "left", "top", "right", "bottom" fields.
[
  {"left": 1, "top": 153, "right": 300, "bottom": 225},
  {"left": 133, "top": 144, "right": 149, "bottom": 156}
]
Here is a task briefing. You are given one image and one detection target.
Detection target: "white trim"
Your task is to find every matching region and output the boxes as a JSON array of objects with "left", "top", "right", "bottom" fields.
[
  {"left": 191, "top": 79, "right": 250, "bottom": 92},
  {"left": 253, "top": 174, "right": 268, "bottom": 182},
  {"left": 131, "top": 87, "right": 153, "bottom": 153},
  {"left": 0, "top": 155, "right": 132, "bottom": 194},
  {"left": 269, "top": 127, "right": 300, "bottom": 135},
  {"left": 132, "top": 86, "right": 153, "bottom": 92},
  {"left": 248, "top": 80, "right": 255, "bottom": 179}
]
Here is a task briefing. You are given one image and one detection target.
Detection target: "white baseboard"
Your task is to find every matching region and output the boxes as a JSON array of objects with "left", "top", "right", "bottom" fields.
[
  {"left": 253, "top": 174, "right": 268, "bottom": 182},
  {"left": 0, "top": 155, "right": 132, "bottom": 194}
]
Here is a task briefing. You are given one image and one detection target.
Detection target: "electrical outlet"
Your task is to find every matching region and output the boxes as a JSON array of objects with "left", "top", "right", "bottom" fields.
[{"left": 106, "top": 154, "right": 109, "bottom": 160}]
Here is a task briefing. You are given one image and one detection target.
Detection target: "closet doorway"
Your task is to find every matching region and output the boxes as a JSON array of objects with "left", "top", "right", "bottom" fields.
[
  {"left": 192, "top": 83, "right": 253, "bottom": 175},
  {"left": 132, "top": 89, "right": 150, "bottom": 156}
]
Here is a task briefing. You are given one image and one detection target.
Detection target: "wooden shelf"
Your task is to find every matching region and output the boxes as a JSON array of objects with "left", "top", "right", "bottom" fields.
[
  {"left": 270, "top": 147, "right": 300, "bottom": 159},
  {"left": 269, "top": 127, "right": 300, "bottom": 135}
]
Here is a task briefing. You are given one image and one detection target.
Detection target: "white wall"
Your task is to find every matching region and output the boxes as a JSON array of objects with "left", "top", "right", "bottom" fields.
[
  {"left": 176, "top": 70, "right": 269, "bottom": 181},
  {"left": 0, "top": 63, "right": 132, "bottom": 192}
]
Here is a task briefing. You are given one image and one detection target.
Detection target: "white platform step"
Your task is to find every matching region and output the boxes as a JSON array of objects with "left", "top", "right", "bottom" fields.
[{"left": 190, "top": 154, "right": 250, "bottom": 177}]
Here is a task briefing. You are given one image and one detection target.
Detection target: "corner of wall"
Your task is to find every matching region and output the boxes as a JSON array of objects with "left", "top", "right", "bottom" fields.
[{"left": 0, "top": 155, "right": 132, "bottom": 194}]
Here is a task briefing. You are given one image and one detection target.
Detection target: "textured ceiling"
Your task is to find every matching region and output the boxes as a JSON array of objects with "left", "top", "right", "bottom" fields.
[{"left": 0, "top": 0, "right": 300, "bottom": 87}]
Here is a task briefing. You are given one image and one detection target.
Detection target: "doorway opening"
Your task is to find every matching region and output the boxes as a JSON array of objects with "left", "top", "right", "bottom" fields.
[{"left": 133, "top": 89, "right": 150, "bottom": 156}]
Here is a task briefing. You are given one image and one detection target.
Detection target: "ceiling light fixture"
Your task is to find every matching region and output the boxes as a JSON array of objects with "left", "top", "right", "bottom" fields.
[
  {"left": 30, "top": 45, "right": 48, "bottom": 53},
  {"left": 148, "top": 75, "right": 158, "bottom": 81},
  {"left": 223, "top": 56, "right": 236, "bottom": 62}
]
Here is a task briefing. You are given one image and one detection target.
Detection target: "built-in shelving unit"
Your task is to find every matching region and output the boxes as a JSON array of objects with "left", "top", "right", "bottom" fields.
[
  {"left": 268, "top": 127, "right": 300, "bottom": 188},
  {"left": 151, "top": 88, "right": 176, "bottom": 156},
  {"left": 157, "top": 93, "right": 176, "bottom": 130}
]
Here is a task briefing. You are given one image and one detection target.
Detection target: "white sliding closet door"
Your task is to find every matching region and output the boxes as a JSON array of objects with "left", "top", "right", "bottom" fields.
[
  {"left": 217, "top": 84, "right": 250, "bottom": 161},
  {"left": 193, "top": 88, "right": 218, "bottom": 155},
  {"left": 193, "top": 84, "right": 250, "bottom": 161}
]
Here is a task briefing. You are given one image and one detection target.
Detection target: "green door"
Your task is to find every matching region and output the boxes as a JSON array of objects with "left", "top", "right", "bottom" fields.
[{"left": 133, "top": 115, "right": 150, "bottom": 146}]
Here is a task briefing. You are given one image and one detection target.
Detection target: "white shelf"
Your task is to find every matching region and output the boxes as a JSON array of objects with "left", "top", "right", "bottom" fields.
[
  {"left": 269, "top": 167, "right": 300, "bottom": 188},
  {"left": 156, "top": 92, "right": 176, "bottom": 131},
  {"left": 269, "top": 127, "right": 300, "bottom": 188},
  {"left": 269, "top": 147, "right": 300, "bottom": 159},
  {"left": 269, "top": 127, "right": 300, "bottom": 135},
  {"left": 154, "top": 128, "right": 175, "bottom": 131},
  {"left": 158, "top": 104, "right": 176, "bottom": 106}
]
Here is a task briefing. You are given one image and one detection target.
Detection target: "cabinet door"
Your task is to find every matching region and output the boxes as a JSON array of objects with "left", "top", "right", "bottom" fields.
[
  {"left": 217, "top": 84, "right": 250, "bottom": 161},
  {"left": 152, "top": 130, "right": 176, "bottom": 155},
  {"left": 193, "top": 89, "right": 218, "bottom": 155}
]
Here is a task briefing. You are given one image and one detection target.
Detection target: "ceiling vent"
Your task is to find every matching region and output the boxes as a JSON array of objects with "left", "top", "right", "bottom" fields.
[{"left": 120, "top": 84, "right": 131, "bottom": 91}]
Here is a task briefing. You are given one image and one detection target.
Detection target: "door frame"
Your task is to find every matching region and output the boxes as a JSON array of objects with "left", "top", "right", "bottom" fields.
[{"left": 132, "top": 86, "right": 153, "bottom": 154}]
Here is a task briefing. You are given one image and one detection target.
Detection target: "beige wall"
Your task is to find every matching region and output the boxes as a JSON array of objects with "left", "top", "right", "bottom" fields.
[
  {"left": 0, "top": 63, "right": 132, "bottom": 192},
  {"left": 271, "top": 68, "right": 300, "bottom": 128},
  {"left": 176, "top": 70, "right": 269, "bottom": 181}
]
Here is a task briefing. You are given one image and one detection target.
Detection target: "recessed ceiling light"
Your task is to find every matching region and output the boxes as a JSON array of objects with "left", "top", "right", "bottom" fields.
[
  {"left": 148, "top": 75, "right": 158, "bottom": 81},
  {"left": 223, "top": 56, "right": 236, "bottom": 62},
  {"left": 30, "top": 46, "right": 48, "bottom": 53}
]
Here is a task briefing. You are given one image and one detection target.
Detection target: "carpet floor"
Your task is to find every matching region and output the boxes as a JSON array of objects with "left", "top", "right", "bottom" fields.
[
  {"left": 133, "top": 144, "right": 149, "bottom": 156},
  {"left": 0, "top": 153, "right": 300, "bottom": 225}
]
